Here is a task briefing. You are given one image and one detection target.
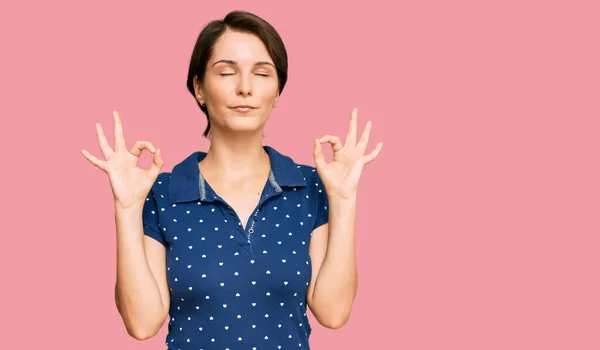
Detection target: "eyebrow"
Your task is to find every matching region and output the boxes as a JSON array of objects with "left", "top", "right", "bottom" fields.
[{"left": 212, "top": 59, "right": 275, "bottom": 68}]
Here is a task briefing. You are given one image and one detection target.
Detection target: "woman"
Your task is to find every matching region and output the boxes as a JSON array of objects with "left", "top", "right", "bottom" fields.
[{"left": 81, "top": 10, "right": 382, "bottom": 350}]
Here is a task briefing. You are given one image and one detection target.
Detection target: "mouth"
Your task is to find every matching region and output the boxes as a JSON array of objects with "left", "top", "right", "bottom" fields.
[{"left": 229, "top": 105, "right": 258, "bottom": 113}]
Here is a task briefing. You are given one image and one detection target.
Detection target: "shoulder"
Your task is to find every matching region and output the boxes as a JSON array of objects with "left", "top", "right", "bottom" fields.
[
  {"left": 147, "top": 172, "right": 172, "bottom": 198},
  {"left": 266, "top": 145, "right": 322, "bottom": 182},
  {"left": 147, "top": 149, "right": 203, "bottom": 200},
  {"left": 284, "top": 158, "right": 328, "bottom": 204},
  {"left": 295, "top": 164, "right": 324, "bottom": 187}
]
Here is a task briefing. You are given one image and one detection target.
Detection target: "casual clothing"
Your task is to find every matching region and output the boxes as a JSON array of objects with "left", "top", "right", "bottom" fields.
[{"left": 142, "top": 145, "right": 329, "bottom": 349}]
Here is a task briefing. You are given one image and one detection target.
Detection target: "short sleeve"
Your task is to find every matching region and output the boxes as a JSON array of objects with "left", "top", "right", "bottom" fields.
[
  {"left": 142, "top": 188, "right": 166, "bottom": 247},
  {"left": 312, "top": 171, "right": 329, "bottom": 230}
]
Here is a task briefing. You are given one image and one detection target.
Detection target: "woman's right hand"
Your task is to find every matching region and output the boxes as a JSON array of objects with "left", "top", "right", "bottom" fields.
[{"left": 81, "top": 110, "right": 164, "bottom": 210}]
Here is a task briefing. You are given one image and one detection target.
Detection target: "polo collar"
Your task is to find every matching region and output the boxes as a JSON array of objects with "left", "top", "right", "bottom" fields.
[{"left": 168, "top": 145, "right": 307, "bottom": 204}]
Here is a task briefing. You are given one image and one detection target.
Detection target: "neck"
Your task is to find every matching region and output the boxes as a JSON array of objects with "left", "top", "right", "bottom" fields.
[{"left": 200, "top": 129, "right": 270, "bottom": 181}]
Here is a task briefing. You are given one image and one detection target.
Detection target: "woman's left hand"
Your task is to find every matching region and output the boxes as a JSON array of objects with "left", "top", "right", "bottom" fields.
[{"left": 313, "top": 108, "right": 383, "bottom": 200}]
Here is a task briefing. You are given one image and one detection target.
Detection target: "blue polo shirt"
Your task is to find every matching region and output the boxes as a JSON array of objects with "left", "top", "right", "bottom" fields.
[{"left": 142, "top": 145, "right": 329, "bottom": 350}]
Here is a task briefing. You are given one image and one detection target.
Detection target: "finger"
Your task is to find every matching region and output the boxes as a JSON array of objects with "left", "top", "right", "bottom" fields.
[
  {"left": 313, "top": 138, "right": 327, "bottom": 170},
  {"left": 96, "top": 123, "right": 114, "bottom": 159},
  {"left": 318, "top": 135, "right": 343, "bottom": 152},
  {"left": 147, "top": 148, "right": 164, "bottom": 179},
  {"left": 357, "top": 120, "right": 372, "bottom": 150},
  {"left": 81, "top": 149, "right": 107, "bottom": 171},
  {"left": 130, "top": 141, "right": 157, "bottom": 158},
  {"left": 344, "top": 107, "right": 358, "bottom": 147},
  {"left": 113, "top": 110, "right": 127, "bottom": 152},
  {"left": 363, "top": 142, "right": 383, "bottom": 164}
]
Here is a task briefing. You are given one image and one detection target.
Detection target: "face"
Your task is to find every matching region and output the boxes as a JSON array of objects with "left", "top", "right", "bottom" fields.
[{"left": 194, "top": 30, "right": 280, "bottom": 136}]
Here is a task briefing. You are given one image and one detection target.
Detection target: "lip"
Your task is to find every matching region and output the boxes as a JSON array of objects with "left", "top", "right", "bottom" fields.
[{"left": 229, "top": 105, "right": 257, "bottom": 112}]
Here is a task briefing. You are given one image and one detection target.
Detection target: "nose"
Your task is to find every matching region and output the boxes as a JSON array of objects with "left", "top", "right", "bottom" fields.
[{"left": 236, "top": 74, "right": 252, "bottom": 97}]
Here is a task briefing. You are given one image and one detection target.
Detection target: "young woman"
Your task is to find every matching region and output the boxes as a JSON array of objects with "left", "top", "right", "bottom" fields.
[{"left": 81, "top": 10, "right": 382, "bottom": 350}]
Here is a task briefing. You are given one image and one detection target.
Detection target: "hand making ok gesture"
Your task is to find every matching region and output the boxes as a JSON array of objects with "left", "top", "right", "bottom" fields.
[
  {"left": 81, "top": 110, "right": 164, "bottom": 209},
  {"left": 313, "top": 108, "right": 383, "bottom": 200}
]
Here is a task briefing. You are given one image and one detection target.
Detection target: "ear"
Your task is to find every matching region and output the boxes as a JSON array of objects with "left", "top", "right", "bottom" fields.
[{"left": 193, "top": 76, "right": 205, "bottom": 104}]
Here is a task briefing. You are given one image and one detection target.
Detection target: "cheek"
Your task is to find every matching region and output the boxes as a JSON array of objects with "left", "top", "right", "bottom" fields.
[
  {"left": 257, "top": 82, "right": 279, "bottom": 101},
  {"left": 206, "top": 87, "right": 231, "bottom": 104},
  {"left": 203, "top": 76, "right": 232, "bottom": 102}
]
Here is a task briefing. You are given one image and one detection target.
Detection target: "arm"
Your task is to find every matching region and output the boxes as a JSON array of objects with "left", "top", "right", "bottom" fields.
[
  {"left": 306, "top": 197, "right": 357, "bottom": 329},
  {"left": 307, "top": 107, "right": 383, "bottom": 329},
  {"left": 114, "top": 203, "right": 170, "bottom": 340},
  {"left": 80, "top": 110, "right": 168, "bottom": 340}
]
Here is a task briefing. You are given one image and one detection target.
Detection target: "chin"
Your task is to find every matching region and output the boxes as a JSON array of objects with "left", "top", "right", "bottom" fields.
[{"left": 222, "top": 118, "right": 265, "bottom": 134}]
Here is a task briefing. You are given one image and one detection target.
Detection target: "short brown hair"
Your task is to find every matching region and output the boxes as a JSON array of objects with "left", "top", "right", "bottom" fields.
[{"left": 186, "top": 11, "right": 289, "bottom": 137}]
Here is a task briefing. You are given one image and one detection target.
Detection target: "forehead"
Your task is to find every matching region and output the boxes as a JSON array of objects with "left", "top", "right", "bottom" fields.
[{"left": 210, "top": 30, "right": 273, "bottom": 64}]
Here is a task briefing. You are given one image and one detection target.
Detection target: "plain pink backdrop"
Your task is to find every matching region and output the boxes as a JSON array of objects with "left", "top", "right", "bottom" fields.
[{"left": 1, "top": 0, "right": 599, "bottom": 349}]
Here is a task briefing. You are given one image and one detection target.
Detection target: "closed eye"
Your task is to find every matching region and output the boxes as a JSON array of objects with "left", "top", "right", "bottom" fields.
[{"left": 219, "top": 73, "right": 269, "bottom": 77}]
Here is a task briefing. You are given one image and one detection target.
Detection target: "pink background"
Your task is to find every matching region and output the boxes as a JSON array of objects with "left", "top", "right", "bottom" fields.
[{"left": 2, "top": 0, "right": 599, "bottom": 349}]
